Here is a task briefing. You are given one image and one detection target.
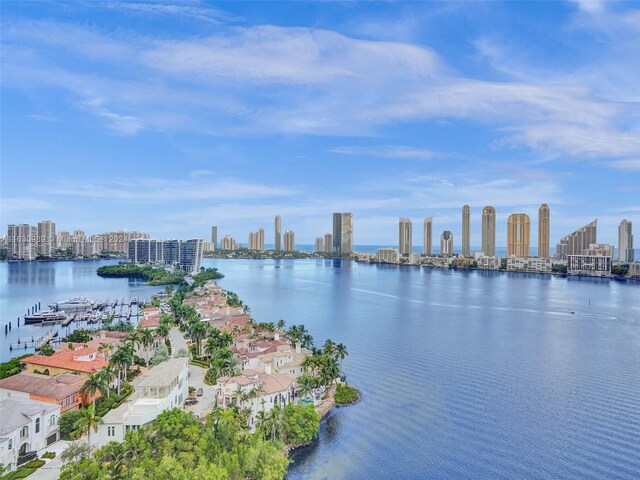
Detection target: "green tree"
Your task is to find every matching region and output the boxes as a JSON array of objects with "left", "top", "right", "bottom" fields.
[
  {"left": 283, "top": 403, "right": 320, "bottom": 445},
  {"left": 73, "top": 402, "right": 103, "bottom": 449},
  {"left": 39, "top": 343, "right": 55, "bottom": 356},
  {"left": 80, "top": 372, "right": 109, "bottom": 402}
]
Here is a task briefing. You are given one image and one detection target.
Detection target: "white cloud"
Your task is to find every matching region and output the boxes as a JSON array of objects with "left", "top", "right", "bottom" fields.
[
  {"left": 0, "top": 198, "right": 54, "bottom": 216},
  {"left": 611, "top": 159, "right": 640, "bottom": 171},
  {"left": 330, "top": 145, "right": 435, "bottom": 159}
]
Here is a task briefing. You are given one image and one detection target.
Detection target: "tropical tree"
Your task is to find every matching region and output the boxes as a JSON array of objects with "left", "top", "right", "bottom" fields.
[
  {"left": 190, "top": 320, "right": 207, "bottom": 357},
  {"left": 80, "top": 372, "right": 109, "bottom": 402},
  {"left": 156, "top": 321, "right": 170, "bottom": 339},
  {"left": 73, "top": 402, "right": 103, "bottom": 450},
  {"left": 267, "top": 404, "right": 286, "bottom": 442},
  {"left": 277, "top": 319, "right": 286, "bottom": 331},
  {"left": 297, "top": 374, "right": 315, "bottom": 401},
  {"left": 39, "top": 343, "right": 55, "bottom": 356},
  {"left": 335, "top": 342, "right": 348, "bottom": 370},
  {"left": 98, "top": 365, "right": 116, "bottom": 398}
]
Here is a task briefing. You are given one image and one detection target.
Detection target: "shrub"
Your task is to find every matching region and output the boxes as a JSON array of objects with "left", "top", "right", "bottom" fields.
[
  {"left": 283, "top": 403, "right": 320, "bottom": 445},
  {"left": 42, "top": 451, "right": 56, "bottom": 459},
  {"left": 59, "top": 409, "right": 83, "bottom": 436},
  {"left": 23, "top": 460, "right": 45, "bottom": 469},
  {"left": 334, "top": 384, "right": 360, "bottom": 405}
]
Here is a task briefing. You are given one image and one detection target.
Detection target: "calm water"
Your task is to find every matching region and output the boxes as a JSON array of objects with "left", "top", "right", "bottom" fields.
[{"left": 1, "top": 259, "right": 639, "bottom": 479}]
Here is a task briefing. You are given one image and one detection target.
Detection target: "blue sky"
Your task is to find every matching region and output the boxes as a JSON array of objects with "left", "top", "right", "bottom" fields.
[{"left": 1, "top": 0, "right": 638, "bottom": 248}]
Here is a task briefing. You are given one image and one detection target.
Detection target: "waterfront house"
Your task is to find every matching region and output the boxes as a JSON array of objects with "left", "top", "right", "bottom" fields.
[
  {"left": 214, "top": 367, "right": 296, "bottom": 431},
  {"left": 21, "top": 347, "right": 108, "bottom": 376},
  {"left": 0, "top": 371, "right": 90, "bottom": 412},
  {"left": 96, "top": 358, "right": 188, "bottom": 447},
  {"left": 0, "top": 398, "right": 60, "bottom": 473}
]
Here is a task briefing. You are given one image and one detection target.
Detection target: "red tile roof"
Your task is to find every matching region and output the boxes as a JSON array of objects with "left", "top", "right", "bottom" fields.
[{"left": 22, "top": 348, "right": 108, "bottom": 374}]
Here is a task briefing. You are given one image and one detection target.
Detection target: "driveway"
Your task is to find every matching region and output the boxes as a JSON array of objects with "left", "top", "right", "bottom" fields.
[
  {"left": 168, "top": 327, "right": 188, "bottom": 356},
  {"left": 36, "top": 439, "right": 71, "bottom": 480},
  {"left": 185, "top": 363, "right": 216, "bottom": 419}
]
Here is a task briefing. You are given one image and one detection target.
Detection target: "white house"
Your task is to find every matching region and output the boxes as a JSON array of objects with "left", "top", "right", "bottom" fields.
[
  {"left": 215, "top": 367, "right": 296, "bottom": 431},
  {"left": 0, "top": 398, "right": 60, "bottom": 473},
  {"left": 96, "top": 358, "right": 188, "bottom": 447}
]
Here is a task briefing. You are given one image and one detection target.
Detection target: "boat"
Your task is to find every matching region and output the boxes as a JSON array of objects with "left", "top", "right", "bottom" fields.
[
  {"left": 48, "top": 297, "right": 95, "bottom": 312},
  {"left": 24, "top": 310, "right": 67, "bottom": 325}
]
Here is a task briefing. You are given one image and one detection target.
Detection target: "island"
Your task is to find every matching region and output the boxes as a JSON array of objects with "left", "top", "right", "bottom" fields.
[{"left": 96, "top": 264, "right": 224, "bottom": 285}]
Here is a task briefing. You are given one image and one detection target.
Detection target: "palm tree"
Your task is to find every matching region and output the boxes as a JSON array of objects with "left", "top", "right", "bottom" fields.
[
  {"left": 80, "top": 372, "right": 109, "bottom": 402},
  {"left": 297, "top": 375, "right": 315, "bottom": 401},
  {"left": 74, "top": 402, "right": 103, "bottom": 450},
  {"left": 98, "top": 343, "right": 112, "bottom": 360},
  {"left": 255, "top": 409, "right": 268, "bottom": 441},
  {"left": 136, "top": 326, "right": 154, "bottom": 366},
  {"left": 277, "top": 319, "right": 286, "bottom": 331},
  {"left": 190, "top": 321, "right": 207, "bottom": 357},
  {"left": 157, "top": 322, "right": 170, "bottom": 339},
  {"left": 99, "top": 365, "right": 116, "bottom": 398},
  {"left": 335, "top": 343, "right": 348, "bottom": 370},
  {"left": 39, "top": 343, "right": 55, "bottom": 356},
  {"left": 267, "top": 405, "right": 286, "bottom": 442},
  {"left": 323, "top": 339, "right": 336, "bottom": 358}
]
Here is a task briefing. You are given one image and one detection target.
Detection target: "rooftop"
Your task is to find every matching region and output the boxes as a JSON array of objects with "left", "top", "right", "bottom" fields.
[
  {"left": 0, "top": 398, "right": 59, "bottom": 436},
  {"left": 22, "top": 348, "right": 108, "bottom": 373},
  {"left": 0, "top": 371, "right": 85, "bottom": 399},
  {"left": 137, "top": 358, "right": 188, "bottom": 388}
]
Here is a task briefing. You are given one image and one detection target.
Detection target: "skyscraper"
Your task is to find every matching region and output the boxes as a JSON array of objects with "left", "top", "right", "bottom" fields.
[
  {"left": 538, "top": 204, "right": 550, "bottom": 258},
  {"left": 399, "top": 218, "right": 412, "bottom": 255},
  {"left": 481, "top": 206, "right": 496, "bottom": 257},
  {"left": 332, "top": 213, "right": 342, "bottom": 253},
  {"left": 555, "top": 220, "right": 597, "bottom": 259},
  {"left": 37, "top": 220, "right": 56, "bottom": 257},
  {"left": 423, "top": 217, "right": 432, "bottom": 255},
  {"left": 440, "top": 231, "right": 453, "bottom": 256},
  {"left": 618, "top": 219, "right": 634, "bottom": 262},
  {"left": 315, "top": 237, "right": 324, "bottom": 253},
  {"left": 332, "top": 212, "right": 353, "bottom": 254},
  {"left": 507, "top": 213, "right": 530, "bottom": 257},
  {"left": 341, "top": 213, "right": 353, "bottom": 254},
  {"left": 284, "top": 231, "right": 295, "bottom": 252},
  {"left": 210, "top": 226, "right": 218, "bottom": 250},
  {"left": 324, "top": 233, "right": 333, "bottom": 254},
  {"left": 274, "top": 215, "right": 282, "bottom": 251},
  {"left": 462, "top": 205, "right": 470, "bottom": 256}
]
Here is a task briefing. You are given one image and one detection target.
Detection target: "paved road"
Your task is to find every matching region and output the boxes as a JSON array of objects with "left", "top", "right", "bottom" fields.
[
  {"left": 35, "top": 439, "right": 71, "bottom": 480},
  {"left": 168, "top": 327, "right": 188, "bottom": 356},
  {"left": 185, "top": 363, "right": 216, "bottom": 419}
]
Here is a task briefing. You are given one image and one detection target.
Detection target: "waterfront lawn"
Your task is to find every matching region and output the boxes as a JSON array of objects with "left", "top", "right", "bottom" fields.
[
  {"left": 0, "top": 355, "right": 30, "bottom": 380},
  {"left": 191, "top": 267, "right": 224, "bottom": 287},
  {"left": 334, "top": 384, "right": 360, "bottom": 405},
  {"left": 96, "top": 264, "right": 185, "bottom": 285}
]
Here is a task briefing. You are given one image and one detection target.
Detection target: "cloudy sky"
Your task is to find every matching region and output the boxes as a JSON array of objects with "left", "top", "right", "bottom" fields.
[{"left": 1, "top": 0, "right": 638, "bottom": 248}]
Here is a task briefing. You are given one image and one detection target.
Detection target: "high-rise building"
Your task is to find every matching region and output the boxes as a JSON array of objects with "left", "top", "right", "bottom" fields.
[
  {"left": 315, "top": 237, "right": 324, "bottom": 253},
  {"left": 377, "top": 248, "right": 399, "bottom": 263},
  {"left": 538, "top": 204, "right": 550, "bottom": 258},
  {"left": 440, "top": 231, "right": 453, "bottom": 256},
  {"left": 332, "top": 213, "right": 342, "bottom": 253},
  {"left": 274, "top": 216, "right": 282, "bottom": 251},
  {"left": 332, "top": 212, "right": 353, "bottom": 254},
  {"left": 220, "top": 235, "right": 237, "bottom": 251},
  {"left": 423, "top": 217, "right": 432, "bottom": 255},
  {"left": 284, "top": 231, "right": 295, "bottom": 252},
  {"left": 481, "top": 206, "right": 496, "bottom": 257},
  {"left": 128, "top": 238, "right": 203, "bottom": 273},
  {"left": 462, "top": 205, "right": 470, "bottom": 256},
  {"left": 341, "top": 213, "right": 353, "bottom": 254},
  {"left": 507, "top": 214, "right": 531, "bottom": 257},
  {"left": 555, "top": 220, "right": 597, "bottom": 259},
  {"left": 56, "top": 231, "right": 71, "bottom": 251},
  {"left": 248, "top": 228, "right": 265, "bottom": 251},
  {"left": 179, "top": 239, "right": 204, "bottom": 273},
  {"left": 399, "top": 218, "right": 412, "bottom": 255},
  {"left": 324, "top": 233, "right": 333, "bottom": 254},
  {"left": 211, "top": 226, "right": 218, "bottom": 250},
  {"left": 618, "top": 219, "right": 634, "bottom": 262},
  {"left": 37, "top": 220, "right": 56, "bottom": 257},
  {"left": 7, "top": 224, "right": 36, "bottom": 260}
]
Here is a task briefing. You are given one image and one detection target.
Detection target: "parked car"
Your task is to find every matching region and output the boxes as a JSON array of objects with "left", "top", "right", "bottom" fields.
[{"left": 197, "top": 387, "right": 203, "bottom": 397}]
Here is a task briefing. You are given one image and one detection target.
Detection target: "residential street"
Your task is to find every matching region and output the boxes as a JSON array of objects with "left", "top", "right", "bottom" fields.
[{"left": 185, "top": 363, "right": 216, "bottom": 419}]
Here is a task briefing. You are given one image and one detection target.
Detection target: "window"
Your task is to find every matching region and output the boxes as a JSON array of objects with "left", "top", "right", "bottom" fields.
[
  {"left": 8, "top": 439, "right": 12, "bottom": 450},
  {"left": 21, "top": 426, "right": 28, "bottom": 438},
  {"left": 65, "top": 396, "right": 70, "bottom": 406},
  {"left": 36, "top": 418, "right": 40, "bottom": 434},
  {"left": 107, "top": 426, "right": 115, "bottom": 437},
  {"left": 49, "top": 415, "right": 57, "bottom": 426}
]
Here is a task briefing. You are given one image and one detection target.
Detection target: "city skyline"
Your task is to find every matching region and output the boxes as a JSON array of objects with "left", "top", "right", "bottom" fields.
[{"left": 1, "top": 2, "right": 638, "bottom": 247}]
